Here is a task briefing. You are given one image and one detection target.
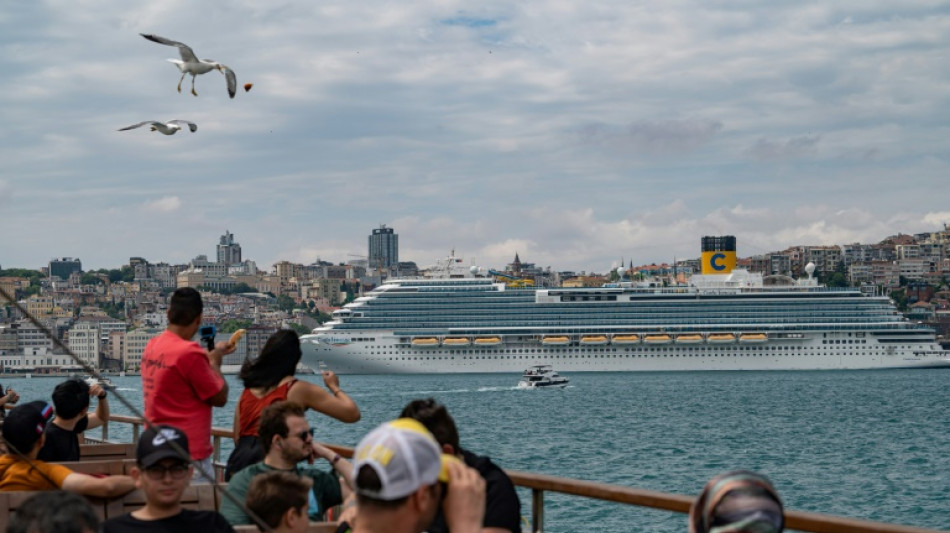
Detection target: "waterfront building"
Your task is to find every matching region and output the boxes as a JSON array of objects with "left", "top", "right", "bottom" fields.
[
  {"left": 368, "top": 224, "right": 398, "bottom": 272},
  {"left": 67, "top": 321, "right": 100, "bottom": 369},
  {"left": 49, "top": 257, "right": 82, "bottom": 281},
  {"left": 123, "top": 328, "right": 161, "bottom": 371}
]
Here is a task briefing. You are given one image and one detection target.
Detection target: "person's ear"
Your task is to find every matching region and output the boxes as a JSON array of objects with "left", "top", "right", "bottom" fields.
[
  {"left": 130, "top": 466, "right": 144, "bottom": 488},
  {"left": 441, "top": 443, "right": 455, "bottom": 456}
]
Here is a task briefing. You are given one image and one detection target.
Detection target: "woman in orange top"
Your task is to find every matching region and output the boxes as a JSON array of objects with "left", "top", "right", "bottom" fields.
[{"left": 224, "top": 329, "right": 361, "bottom": 480}]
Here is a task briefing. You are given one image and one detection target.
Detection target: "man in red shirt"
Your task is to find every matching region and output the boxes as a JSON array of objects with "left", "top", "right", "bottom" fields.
[{"left": 142, "top": 288, "right": 234, "bottom": 482}]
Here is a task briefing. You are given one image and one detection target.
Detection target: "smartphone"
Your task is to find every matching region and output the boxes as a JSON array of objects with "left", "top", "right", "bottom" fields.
[{"left": 198, "top": 325, "right": 216, "bottom": 351}]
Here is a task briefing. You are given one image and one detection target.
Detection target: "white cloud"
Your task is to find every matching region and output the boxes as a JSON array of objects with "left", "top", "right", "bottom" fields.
[
  {"left": 0, "top": 1, "right": 948, "bottom": 271},
  {"left": 143, "top": 196, "right": 181, "bottom": 213}
]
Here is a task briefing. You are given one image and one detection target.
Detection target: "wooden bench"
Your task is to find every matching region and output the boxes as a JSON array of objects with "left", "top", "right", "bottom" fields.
[
  {"left": 79, "top": 443, "right": 136, "bottom": 461},
  {"left": 54, "top": 459, "right": 135, "bottom": 476}
]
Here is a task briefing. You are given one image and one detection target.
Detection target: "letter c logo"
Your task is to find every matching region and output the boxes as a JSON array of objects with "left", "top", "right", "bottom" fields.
[{"left": 711, "top": 253, "right": 726, "bottom": 271}]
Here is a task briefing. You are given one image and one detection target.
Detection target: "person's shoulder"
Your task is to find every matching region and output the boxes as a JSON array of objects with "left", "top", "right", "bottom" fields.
[
  {"left": 228, "top": 461, "right": 268, "bottom": 484},
  {"left": 462, "top": 449, "right": 514, "bottom": 484}
]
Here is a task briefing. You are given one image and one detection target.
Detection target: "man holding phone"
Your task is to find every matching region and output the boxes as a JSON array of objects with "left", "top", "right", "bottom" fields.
[{"left": 141, "top": 288, "right": 235, "bottom": 482}]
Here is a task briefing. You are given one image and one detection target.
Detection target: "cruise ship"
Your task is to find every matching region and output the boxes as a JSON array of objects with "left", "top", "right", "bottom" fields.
[{"left": 300, "top": 237, "right": 949, "bottom": 374}]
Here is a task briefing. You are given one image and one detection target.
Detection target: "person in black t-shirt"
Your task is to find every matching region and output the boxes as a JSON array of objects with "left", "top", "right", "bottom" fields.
[
  {"left": 400, "top": 398, "right": 522, "bottom": 533},
  {"left": 38, "top": 378, "right": 108, "bottom": 462},
  {"left": 102, "top": 424, "right": 235, "bottom": 533}
]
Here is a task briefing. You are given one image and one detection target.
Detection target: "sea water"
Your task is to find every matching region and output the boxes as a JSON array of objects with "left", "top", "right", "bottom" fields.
[{"left": 5, "top": 369, "right": 949, "bottom": 532}]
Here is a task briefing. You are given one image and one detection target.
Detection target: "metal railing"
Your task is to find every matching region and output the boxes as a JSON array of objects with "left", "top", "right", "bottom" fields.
[{"left": 99, "top": 414, "right": 944, "bottom": 533}]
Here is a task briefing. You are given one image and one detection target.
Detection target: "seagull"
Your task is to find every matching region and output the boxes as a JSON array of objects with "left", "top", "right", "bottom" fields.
[
  {"left": 118, "top": 120, "right": 198, "bottom": 135},
  {"left": 140, "top": 33, "right": 236, "bottom": 98}
]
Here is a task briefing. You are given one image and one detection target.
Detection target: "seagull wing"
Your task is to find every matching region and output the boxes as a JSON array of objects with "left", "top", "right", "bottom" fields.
[
  {"left": 220, "top": 65, "right": 237, "bottom": 98},
  {"left": 169, "top": 120, "right": 198, "bottom": 132},
  {"left": 118, "top": 121, "right": 159, "bottom": 131},
  {"left": 140, "top": 33, "right": 199, "bottom": 64}
]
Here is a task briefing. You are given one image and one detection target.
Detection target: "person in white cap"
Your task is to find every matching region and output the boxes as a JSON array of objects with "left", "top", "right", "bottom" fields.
[{"left": 345, "top": 418, "right": 486, "bottom": 533}]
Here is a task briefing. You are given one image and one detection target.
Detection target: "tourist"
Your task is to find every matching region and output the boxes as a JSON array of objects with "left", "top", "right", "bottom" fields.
[
  {"left": 141, "top": 287, "right": 234, "bottom": 482},
  {"left": 38, "top": 377, "right": 109, "bottom": 462},
  {"left": 689, "top": 470, "right": 784, "bottom": 533},
  {"left": 0, "top": 401, "right": 134, "bottom": 497},
  {"left": 102, "top": 424, "right": 234, "bottom": 532},
  {"left": 244, "top": 470, "right": 313, "bottom": 533},
  {"left": 226, "top": 329, "right": 360, "bottom": 480},
  {"left": 220, "top": 401, "right": 352, "bottom": 525},
  {"left": 400, "top": 398, "right": 521, "bottom": 533},
  {"left": 342, "top": 418, "right": 486, "bottom": 533},
  {"left": 8, "top": 490, "right": 100, "bottom": 533},
  {"left": 0, "top": 382, "right": 19, "bottom": 454}
]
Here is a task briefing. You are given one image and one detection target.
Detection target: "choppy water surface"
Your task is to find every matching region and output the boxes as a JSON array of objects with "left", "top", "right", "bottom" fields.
[{"left": 8, "top": 369, "right": 949, "bottom": 532}]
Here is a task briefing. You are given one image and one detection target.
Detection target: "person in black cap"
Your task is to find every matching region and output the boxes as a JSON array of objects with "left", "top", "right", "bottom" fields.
[
  {"left": 0, "top": 400, "right": 135, "bottom": 497},
  {"left": 103, "top": 424, "right": 235, "bottom": 532}
]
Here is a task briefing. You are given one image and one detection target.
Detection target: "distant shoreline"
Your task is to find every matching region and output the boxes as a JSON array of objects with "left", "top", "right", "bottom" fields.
[{"left": 0, "top": 372, "right": 142, "bottom": 379}]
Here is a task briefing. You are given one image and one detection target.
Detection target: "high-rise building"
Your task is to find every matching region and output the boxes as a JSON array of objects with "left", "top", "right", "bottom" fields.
[
  {"left": 368, "top": 224, "right": 398, "bottom": 271},
  {"left": 217, "top": 230, "right": 242, "bottom": 265},
  {"left": 49, "top": 257, "right": 81, "bottom": 280}
]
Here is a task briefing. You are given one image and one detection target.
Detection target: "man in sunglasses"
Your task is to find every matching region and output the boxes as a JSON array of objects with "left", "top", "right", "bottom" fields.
[
  {"left": 220, "top": 401, "right": 353, "bottom": 526},
  {"left": 103, "top": 424, "right": 235, "bottom": 532}
]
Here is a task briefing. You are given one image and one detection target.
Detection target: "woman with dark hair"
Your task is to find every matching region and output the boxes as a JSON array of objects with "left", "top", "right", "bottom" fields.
[{"left": 224, "top": 329, "right": 360, "bottom": 480}]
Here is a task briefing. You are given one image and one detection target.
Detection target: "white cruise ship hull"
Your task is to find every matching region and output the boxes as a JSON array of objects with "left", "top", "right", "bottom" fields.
[{"left": 302, "top": 331, "right": 950, "bottom": 374}]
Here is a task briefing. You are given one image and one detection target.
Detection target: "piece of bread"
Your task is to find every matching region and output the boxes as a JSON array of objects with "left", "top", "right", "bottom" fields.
[{"left": 229, "top": 329, "right": 246, "bottom": 346}]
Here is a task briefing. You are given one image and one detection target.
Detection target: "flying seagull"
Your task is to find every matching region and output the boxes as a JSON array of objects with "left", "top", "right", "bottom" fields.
[
  {"left": 118, "top": 120, "right": 198, "bottom": 135},
  {"left": 140, "top": 33, "right": 236, "bottom": 98}
]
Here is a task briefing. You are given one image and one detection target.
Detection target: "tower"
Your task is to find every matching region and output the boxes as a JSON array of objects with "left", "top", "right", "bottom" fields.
[
  {"left": 217, "top": 230, "right": 242, "bottom": 266},
  {"left": 368, "top": 224, "right": 398, "bottom": 271}
]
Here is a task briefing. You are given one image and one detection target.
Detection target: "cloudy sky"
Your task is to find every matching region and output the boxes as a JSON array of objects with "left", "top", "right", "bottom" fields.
[{"left": 2, "top": 1, "right": 949, "bottom": 274}]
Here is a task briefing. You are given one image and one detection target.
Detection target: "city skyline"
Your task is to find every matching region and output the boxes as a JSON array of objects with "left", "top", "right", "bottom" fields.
[{"left": 2, "top": 2, "right": 949, "bottom": 272}]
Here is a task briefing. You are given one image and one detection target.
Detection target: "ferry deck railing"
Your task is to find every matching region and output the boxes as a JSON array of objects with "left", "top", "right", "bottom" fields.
[{"left": 96, "top": 414, "right": 943, "bottom": 533}]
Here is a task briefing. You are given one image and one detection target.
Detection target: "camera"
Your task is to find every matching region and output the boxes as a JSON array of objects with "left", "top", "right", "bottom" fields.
[{"left": 198, "top": 325, "right": 216, "bottom": 351}]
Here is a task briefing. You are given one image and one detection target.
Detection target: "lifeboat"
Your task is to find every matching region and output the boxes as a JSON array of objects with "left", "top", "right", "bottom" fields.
[
  {"left": 411, "top": 337, "right": 440, "bottom": 347},
  {"left": 707, "top": 333, "right": 736, "bottom": 344},
  {"left": 442, "top": 337, "right": 471, "bottom": 347},
  {"left": 580, "top": 335, "right": 608, "bottom": 345},
  {"left": 542, "top": 335, "right": 571, "bottom": 346},
  {"left": 643, "top": 334, "right": 673, "bottom": 344},
  {"left": 675, "top": 334, "right": 704, "bottom": 344},
  {"left": 473, "top": 337, "right": 502, "bottom": 346},
  {"left": 611, "top": 334, "right": 641, "bottom": 345},
  {"left": 739, "top": 333, "right": 768, "bottom": 343}
]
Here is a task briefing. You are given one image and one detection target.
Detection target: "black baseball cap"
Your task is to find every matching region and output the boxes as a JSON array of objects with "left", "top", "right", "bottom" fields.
[{"left": 137, "top": 425, "right": 190, "bottom": 468}]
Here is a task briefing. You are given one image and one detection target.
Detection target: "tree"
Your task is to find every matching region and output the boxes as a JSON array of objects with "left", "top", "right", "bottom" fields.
[
  {"left": 288, "top": 323, "right": 311, "bottom": 336},
  {"left": 218, "top": 319, "right": 253, "bottom": 333},
  {"left": 889, "top": 289, "right": 909, "bottom": 312},
  {"left": 276, "top": 294, "right": 296, "bottom": 313},
  {"left": 80, "top": 273, "right": 103, "bottom": 285}
]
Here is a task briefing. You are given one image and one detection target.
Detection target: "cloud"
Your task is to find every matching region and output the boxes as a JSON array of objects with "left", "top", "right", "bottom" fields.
[
  {"left": 744, "top": 135, "right": 821, "bottom": 160},
  {"left": 578, "top": 119, "right": 723, "bottom": 154},
  {"left": 143, "top": 196, "right": 181, "bottom": 213}
]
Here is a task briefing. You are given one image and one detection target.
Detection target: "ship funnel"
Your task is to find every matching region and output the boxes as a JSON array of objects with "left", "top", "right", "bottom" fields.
[{"left": 700, "top": 236, "right": 737, "bottom": 274}]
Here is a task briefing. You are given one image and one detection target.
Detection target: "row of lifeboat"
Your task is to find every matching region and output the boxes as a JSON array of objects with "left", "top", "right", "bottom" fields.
[{"left": 410, "top": 333, "right": 768, "bottom": 347}]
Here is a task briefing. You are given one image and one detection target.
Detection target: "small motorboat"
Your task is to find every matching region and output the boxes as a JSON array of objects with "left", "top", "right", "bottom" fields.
[
  {"left": 518, "top": 365, "right": 569, "bottom": 389},
  {"left": 84, "top": 376, "right": 114, "bottom": 389}
]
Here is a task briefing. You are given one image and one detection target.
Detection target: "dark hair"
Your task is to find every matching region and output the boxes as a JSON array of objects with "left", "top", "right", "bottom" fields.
[
  {"left": 355, "top": 465, "right": 410, "bottom": 509},
  {"left": 239, "top": 329, "right": 302, "bottom": 388},
  {"left": 167, "top": 287, "right": 203, "bottom": 326},
  {"left": 400, "top": 398, "right": 460, "bottom": 451},
  {"left": 8, "top": 490, "right": 100, "bottom": 533},
  {"left": 51, "top": 378, "right": 90, "bottom": 420},
  {"left": 246, "top": 470, "right": 313, "bottom": 530},
  {"left": 258, "top": 401, "right": 306, "bottom": 454}
]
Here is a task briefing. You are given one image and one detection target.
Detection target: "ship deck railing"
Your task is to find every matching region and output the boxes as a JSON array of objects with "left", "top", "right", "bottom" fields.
[{"left": 89, "top": 414, "right": 943, "bottom": 533}]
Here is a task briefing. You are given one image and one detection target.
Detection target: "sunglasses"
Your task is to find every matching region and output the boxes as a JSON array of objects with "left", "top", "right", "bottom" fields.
[
  {"left": 292, "top": 428, "right": 315, "bottom": 441},
  {"left": 143, "top": 463, "right": 190, "bottom": 480}
]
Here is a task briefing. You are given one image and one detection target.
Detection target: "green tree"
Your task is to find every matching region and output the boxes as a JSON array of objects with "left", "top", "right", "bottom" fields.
[
  {"left": 121, "top": 265, "right": 135, "bottom": 282},
  {"left": 218, "top": 319, "right": 253, "bottom": 333},
  {"left": 80, "top": 273, "right": 104, "bottom": 285},
  {"left": 276, "top": 294, "right": 296, "bottom": 312},
  {"left": 889, "top": 289, "right": 909, "bottom": 312},
  {"left": 288, "top": 323, "right": 311, "bottom": 336}
]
